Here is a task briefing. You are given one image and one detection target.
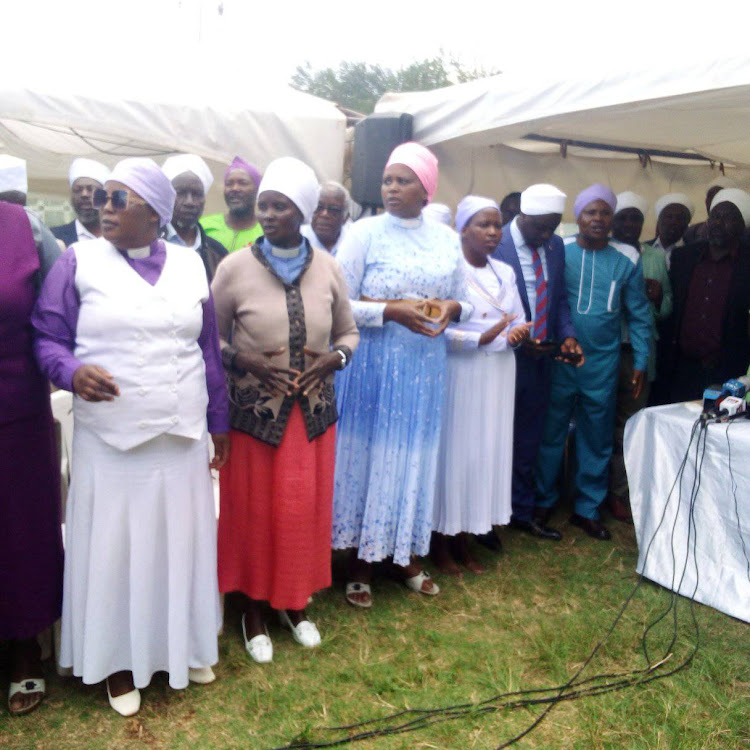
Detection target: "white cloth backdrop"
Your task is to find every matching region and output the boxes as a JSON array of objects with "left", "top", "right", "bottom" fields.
[{"left": 625, "top": 404, "right": 750, "bottom": 623}]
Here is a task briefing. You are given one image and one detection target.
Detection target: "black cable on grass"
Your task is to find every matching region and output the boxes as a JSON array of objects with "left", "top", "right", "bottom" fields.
[
  {"left": 273, "top": 417, "right": 714, "bottom": 750},
  {"left": 726, "top": 421, "right": 750, "bottom": 582}
]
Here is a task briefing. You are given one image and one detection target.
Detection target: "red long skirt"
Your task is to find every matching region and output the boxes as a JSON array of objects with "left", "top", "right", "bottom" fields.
[{"left": 217, "top": 405, "right": 335, "bottom": 611}]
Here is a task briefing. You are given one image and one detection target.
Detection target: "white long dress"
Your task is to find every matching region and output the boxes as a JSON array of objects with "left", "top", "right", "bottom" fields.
[
  {"left": 51, "top": 240, "right": 222, "bottom": 690},
  {"left": 433, "top": 257, "right": 526, "bottom": 535}
]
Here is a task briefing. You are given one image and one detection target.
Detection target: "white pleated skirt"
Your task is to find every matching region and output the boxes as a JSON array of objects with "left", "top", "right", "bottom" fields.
[
  {"left": 60, "top": 425, "right": 221, "bottom": 690},
  {"left": 433, "top": 350, "right": 516, "bottom": 535}
]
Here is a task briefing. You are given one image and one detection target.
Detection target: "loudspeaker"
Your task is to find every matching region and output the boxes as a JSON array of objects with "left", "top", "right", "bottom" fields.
[{"left": 351, "top": 113, "right": 413, "bottom": 208}]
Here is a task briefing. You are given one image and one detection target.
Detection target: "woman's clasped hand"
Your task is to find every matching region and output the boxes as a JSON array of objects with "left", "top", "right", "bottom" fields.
[
  {"left": 384, "top": 298, "right": 461, "bottom": 337},
  {"left": 234, "top": 345, "right": 342, "bottom": 397}
]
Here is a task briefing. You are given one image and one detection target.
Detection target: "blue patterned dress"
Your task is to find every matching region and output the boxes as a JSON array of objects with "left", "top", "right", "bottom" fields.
[{"left": 332, "top": 212, "right": 469, "bottom": 565}]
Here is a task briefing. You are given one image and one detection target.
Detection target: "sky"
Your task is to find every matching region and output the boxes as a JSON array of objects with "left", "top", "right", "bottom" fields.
[{"left": 6, "top": 0, "right": 749, "bottom": 93}]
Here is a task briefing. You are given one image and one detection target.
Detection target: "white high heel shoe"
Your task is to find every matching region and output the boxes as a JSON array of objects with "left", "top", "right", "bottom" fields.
[
  {"left": 106, "top": 680, "right": 141, "bottom": 717},
  {"left": 279, "top": 610, "right": 321, "bottom": 648},
  {"left": 242, "top": 613, "right": 273, "bottom": 663}
]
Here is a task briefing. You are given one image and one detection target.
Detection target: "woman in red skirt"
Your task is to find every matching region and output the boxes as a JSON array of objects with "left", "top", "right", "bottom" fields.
[{"left": 211, "top": 157, "right": 358, "bottom": 663}]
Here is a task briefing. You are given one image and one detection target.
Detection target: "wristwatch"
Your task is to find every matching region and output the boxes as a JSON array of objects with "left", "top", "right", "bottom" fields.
[{"left": 335, "top": 348, "right": 348, "bottom": 370}]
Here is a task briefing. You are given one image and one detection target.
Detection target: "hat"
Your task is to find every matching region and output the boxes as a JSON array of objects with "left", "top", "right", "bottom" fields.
[
  {"left": 520, "top": 184, "right": 566, "bottom": 216},
  {"left": 257, "top": 157, "right": 320, "bottom": 223},
  {"left": 108, "top": 157, "right": 176, "bottom": 227}
]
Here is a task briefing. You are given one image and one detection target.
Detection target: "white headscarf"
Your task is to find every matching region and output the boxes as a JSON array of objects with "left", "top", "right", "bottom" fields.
[
  {"left": 615, "top": 191, "right": 649, "bottom": 217},
  {"left": 710, "top": 188, "right": 750, "bottom": 228},
  {"left": 257, "top": 157, "right": 319, "bottom": 223},
  {"left": 654, "top": 193, "right": 695, "bottom": 221},
  {"left": 162, "top": 154, "right": 214, "bottom": 193},
  {"left": 423, "top": 203, "right": 453, "bottom": 226},
  {"left": 455, "top": 196, "right": 499, "bottom": 233},
  {"left": 69, "top": 158, "right": 110, "bottom": 187},
  {"left": 0, "top": 155, "right": 27, "bottom": 194},
  {"left": 520, "top": 184, "right": 566, "bottom": 216}
]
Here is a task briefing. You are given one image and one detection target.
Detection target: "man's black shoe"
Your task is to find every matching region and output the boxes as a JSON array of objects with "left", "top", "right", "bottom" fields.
[
  {"left": 569, "top": 514, "right": 611, "bottom": 541},
  {"left": 509, "top": 518, "right": 562, "bottom": 541},
  {"left": 475, "top": 531, "right": 503, "bottom": 552}
]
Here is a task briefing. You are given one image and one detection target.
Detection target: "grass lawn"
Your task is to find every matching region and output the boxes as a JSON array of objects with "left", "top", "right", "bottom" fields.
[{"left": 1, "top": 516, "right": 747, "bottom": 750}]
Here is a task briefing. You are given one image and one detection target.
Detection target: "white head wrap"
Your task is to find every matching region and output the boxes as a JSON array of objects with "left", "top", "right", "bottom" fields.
[
  {"left": 654, "top": 193, "right": 695, "bottom": 221},
  {"left": 710, "top": 188, "right": 750, "bottom": 228},
  {"left": 162, "top": 154, "right": 214, "bottom": 193},
  {"left": 0, "top": 155, "right": 28, "bottom": 194},
  {"left": 69, "top": 158, "right": 110, "bottom": 187},
  {"left": 423, "top": 202, "right": 453, "bottom": 226},
  {"left": 520, "top": 184, "right": 566, "bottom": 216},
  {"left": 108, "top": 157, "right": 176, "bottom": 228},
  {"left": 708, "top": 175, "right": 737, "bottom": 191},
  {"left": 257, "top": 157, "right": 319, "bottom": 223},
  {"left": 455, "top": 196, "right": 499, "bottom": 233},
  {"left": 615, "top": 191, "right": 649, "bottom": 217}
]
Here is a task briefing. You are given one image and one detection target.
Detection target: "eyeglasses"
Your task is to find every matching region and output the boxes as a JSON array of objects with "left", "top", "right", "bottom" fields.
[
  {"left": 93, "top": 188, "right": 146, "bottom": 211},
  {"left": 313, "top": 203, "right": 345, "bottom": 217}
]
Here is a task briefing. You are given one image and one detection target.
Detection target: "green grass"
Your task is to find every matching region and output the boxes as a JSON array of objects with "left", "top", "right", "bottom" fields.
[{"left": 1, "top": 518, "right": 748, "bottom": 750}]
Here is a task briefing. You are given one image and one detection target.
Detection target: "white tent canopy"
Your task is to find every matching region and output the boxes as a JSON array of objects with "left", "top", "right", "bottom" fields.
[
  {"left": 0, "top": 75, "right": 346, "bottom": 210},
  {"left": 375, "top": 57, "right": 750, "bottom": 230}
]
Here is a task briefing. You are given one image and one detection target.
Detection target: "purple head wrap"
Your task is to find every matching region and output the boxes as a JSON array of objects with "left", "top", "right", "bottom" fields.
[
  {"left": 108, "top": 157, "right": 175, "bottom": 228},
  {"left": 573, "top": 183, "right": 617, "bottom": 220},
  {"left": 224, "top": 155, "right": 262, "bottom": 189}
]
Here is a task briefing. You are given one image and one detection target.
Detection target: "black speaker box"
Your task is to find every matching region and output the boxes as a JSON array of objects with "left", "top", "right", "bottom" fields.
[{"left": 351, "top": 113, "right": 414, "bottom": 207}]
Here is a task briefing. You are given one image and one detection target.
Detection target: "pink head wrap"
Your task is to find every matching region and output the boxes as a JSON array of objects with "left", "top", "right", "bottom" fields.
[
  {"left": 384, "top": 142, "right": 439, "bottom": 201},
  {"left": 573, "top": 183, "right": 617, "bottom": 220},
  {"left": 224, "top": 156, "right": 262, "bottom": 189},
  {"left": 108, "top": 157, "right": 175, "bottom": 228}
]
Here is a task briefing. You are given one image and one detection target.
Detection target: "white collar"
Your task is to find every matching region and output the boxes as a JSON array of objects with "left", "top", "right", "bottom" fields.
[
  {"left": 126, "top": 245, "right": 151, "bottom": 259},
  {"left": 270, "top": 242, "right": 302, "bottom": 259}
]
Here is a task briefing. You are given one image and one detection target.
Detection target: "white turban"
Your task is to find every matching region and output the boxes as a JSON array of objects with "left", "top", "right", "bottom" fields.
[
  {"left": 0, "top": 155, "right": 27, "bottom": 194},
  {"left": 615, "top": 191, "right": 649, "bottom": 217},
  {"left": 520, "top": 184, "right": 566, "bottom": 216},
  {"left": 708, "top": 175, "right": 737, "bottom": 191},
  {"left": 423, "top": 202, "right": 453, "bottom": 226},
  {"left": 109, "top": 157, "right": 176, "bottom": 228},
  {"left": 69, "top": 158, "right": 110, "bottom": 187},
  {"left": 710, "top": 188, "right": 750, "bottom": 228},
  {"left": 654, "top": 193, "right": 695, "bottom": 221},
  {"left": 162, "top": 154, "right": 214, "bottom": 193},
  {"left": 257, "top": 157, "right": 319, "bottom": 223},
  {"left": 455, "top": 196, "right": 499, "bottom": 233}
]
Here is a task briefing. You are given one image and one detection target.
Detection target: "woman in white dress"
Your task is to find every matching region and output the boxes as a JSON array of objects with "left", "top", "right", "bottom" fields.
[
  {"left": 432, "top": 196, "right": 531, "bottom": 574},
  {"left": 32, "top": 158, "right": 229, "bottom": 716}
]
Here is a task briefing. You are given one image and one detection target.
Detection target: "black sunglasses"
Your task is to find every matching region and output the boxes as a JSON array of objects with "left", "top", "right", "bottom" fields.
[{"left": 93, "top": 188, "right": 146, "bottom": 211}]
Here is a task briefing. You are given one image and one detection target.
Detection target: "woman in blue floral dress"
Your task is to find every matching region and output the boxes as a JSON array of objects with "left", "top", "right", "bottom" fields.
[{"left": 332, "top": 143, "right": 470, "bottom": 608}]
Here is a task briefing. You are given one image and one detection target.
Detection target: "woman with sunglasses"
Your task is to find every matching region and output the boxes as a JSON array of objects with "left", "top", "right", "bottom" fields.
[{"left": 32, "top": 158, "right": 229, "bottom": 716}]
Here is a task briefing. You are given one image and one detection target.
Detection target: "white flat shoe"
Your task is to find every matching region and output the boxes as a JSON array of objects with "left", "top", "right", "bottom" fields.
[
  {"left": 279, "top": 610, "right": 321, "bottom": 648},
  {"left": 107, "top": 682, "right": 141, "bottom": 717},
  {"left": 404, "top": 569, "right": 440, "bottom": 596},
  {"left": 188, "top": 666, "right": 216, "bottom": 684},
  {"left": 242, "top": 613, "right": 273, "bottom": 663}
]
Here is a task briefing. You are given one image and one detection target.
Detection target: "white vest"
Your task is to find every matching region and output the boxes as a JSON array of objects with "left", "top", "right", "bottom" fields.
[{"left": 73, "top": 238, "right": 209, "bottom": 451}]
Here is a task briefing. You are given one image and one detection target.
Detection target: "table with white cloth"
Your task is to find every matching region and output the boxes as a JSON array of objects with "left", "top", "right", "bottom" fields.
[{"left": 625, "top": 403, "right": 750, "bottom": 623}]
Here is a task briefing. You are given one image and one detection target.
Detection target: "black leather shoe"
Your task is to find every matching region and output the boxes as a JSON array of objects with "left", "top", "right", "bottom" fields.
[
  {"left": 475, "top": 531, "right": 503, "bottom": 552},
  {"left": 509, "top": 518, "right": 562, "bottom": 541},
  {"left": 569, "top": 514, "right": 611, "bottom": 541}
]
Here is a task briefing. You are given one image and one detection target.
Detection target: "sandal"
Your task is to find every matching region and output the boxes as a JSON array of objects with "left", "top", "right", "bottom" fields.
[
  {"left": 404, "top": 570, "right": 440, "bottom": 596},
  {"left": 345, "top": 582, "right": 373, "bottom": 608},
  {"left": 8, "top": 678, "right": 45, "bottom": 717}
]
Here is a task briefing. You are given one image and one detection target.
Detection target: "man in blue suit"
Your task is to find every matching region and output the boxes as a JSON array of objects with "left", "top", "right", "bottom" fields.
[{"left": 492, "top": 184, "right": 582, "bottom": 541}]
